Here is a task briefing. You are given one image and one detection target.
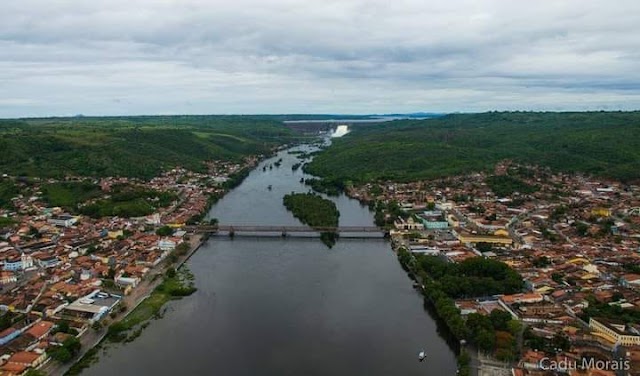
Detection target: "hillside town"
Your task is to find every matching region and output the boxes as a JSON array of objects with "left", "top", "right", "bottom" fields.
[
  {"left": 0, "top": 158, "right": 256, "bottom": 375},
  {"left": 349, "top": 161, "right": 640, "bottom": 375}
]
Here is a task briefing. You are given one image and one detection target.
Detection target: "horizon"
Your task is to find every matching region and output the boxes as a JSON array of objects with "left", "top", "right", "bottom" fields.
[
  {"left": 3, "top": 108, "right": 640, "bottom": 121},
  {"left": 2, "top": 0, "right": 640, "bottom": 118}
]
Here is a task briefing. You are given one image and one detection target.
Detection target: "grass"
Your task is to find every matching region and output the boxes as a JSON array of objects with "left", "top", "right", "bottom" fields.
[
  {"left": 41, "top": 182, "right": 102, "bottom": 208},
  {"left": 107, "top": 267, "right": 196, "bottom": 342}
]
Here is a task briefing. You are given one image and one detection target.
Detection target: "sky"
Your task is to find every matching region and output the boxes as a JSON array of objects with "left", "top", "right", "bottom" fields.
[{"left": 1, "top": 0, "right": 640, "bottom": 117}]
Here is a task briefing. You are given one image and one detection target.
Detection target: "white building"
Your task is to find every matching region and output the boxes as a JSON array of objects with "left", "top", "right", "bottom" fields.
[{"left": 47, "top": 215, "right": 78, "bottom": 228}]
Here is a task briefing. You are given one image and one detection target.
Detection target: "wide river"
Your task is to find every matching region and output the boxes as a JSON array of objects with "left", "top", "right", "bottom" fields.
[{"left": 84, "top": 138, "right": 458, "bottom": 375}]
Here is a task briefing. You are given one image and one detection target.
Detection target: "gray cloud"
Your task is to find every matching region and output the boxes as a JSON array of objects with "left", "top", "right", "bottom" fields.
[{"left": 1, "top": 0, "right": 639, "bottom": 117}]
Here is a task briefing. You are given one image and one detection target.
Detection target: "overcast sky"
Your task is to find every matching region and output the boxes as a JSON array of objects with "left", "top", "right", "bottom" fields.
[{"left": 2, "top": 0, "right": 639, "bottom": 117}]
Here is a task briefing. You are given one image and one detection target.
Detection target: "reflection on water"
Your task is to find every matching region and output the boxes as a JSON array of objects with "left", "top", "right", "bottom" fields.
[{"left": 83, "top": 142, "right": 457, "bottom": 376}]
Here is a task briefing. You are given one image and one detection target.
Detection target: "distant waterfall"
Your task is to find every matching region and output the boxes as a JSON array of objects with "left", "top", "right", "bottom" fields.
[{"left": 331, "top": 125, "right": 350, "bottom": 138}]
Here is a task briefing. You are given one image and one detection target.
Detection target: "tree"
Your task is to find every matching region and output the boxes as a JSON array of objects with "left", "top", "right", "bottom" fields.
[
  {"left": 490, "top": 310, "right": 512, "bottom": 331},
  {"left": 55, "top": 321, "right": 70, "bottom": 334},
  {"left": 156, "top": 226, "right": 174, "bottom": 236},
  {"left": 91, "top": 321, "right": 103, "bottom": 331},
  {"left": 575, "top": 222, "right": 589, "bottom": 237},
  {"left": 476, "top": 242, "right": 492, "bottom": 253},
  {"left": 25, "top": 370, "right": 46, "bottom": 376},
  {"left": 49, "top": 347, "right": 72, "bottom": 363}
]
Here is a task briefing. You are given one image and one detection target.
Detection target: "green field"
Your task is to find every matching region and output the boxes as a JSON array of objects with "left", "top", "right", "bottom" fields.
[
  {"left": 306, "top": 111, "right": 640, "bottom": 183},
  {"left": 0, "top": 116, "right": 296, "bottom": 179}
]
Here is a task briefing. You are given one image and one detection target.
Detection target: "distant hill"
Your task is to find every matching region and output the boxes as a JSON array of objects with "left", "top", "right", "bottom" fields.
[
  {"left": 305, "top": 111, "right": 640, "bottom": 183},
  {"left": 0, "top": 115, "right": 296, "bottom": 179}
]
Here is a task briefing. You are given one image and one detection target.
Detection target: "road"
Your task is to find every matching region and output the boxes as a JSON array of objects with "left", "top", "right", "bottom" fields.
[{"left": 39, "top": 234, "right": 204, "bottom": 376}]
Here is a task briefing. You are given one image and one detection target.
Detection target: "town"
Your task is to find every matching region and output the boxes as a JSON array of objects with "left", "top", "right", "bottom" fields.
[
  {"left": 0, "top": 156, "right": 258, "bottom": 375},
  {"left": 348, "top": 161, "right": 640, "bottom": 375}
]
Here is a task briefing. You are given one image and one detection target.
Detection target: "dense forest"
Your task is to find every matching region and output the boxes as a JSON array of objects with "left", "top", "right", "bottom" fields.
[
  {"left": 282, "top": 192, "right": 340, "bottom": 247},
  {"left": 0, "top": 116, "right": 297, "bottom": 179},
  {"left": 0, "top": 181, "right": 19, "bottom": 209},
  {"left": 306, "top": 111, "right": 640, "bottom": 183},
  {"left": 79, "top": 186, "right": 177, "bottom": 218}
]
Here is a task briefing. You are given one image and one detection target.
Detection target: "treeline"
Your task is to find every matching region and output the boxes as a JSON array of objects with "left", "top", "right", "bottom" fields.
[
  {"left": 282, "top": 192, "right": 340, "bottom": 247},
  {"left": 485, "top": 175, "right": 538, "bottom": 197},
  {"left": 0, "top": 116, "right": 296, "bottom": 179},
  {"left": 420, "top": 256, "right": 524, "bottom": 298},
  {"left": 80, "top": 186, "right": 177, "bottom": 218},
  {"left": 42, "top": 181, "right": 102, "bottom": 209},
  {"left": 397, "top": 248, "right": 523, "bottom": 361},
  {"left": 303, "top": 177, "right": 345, "bottom": 196},
  {"left": 0, "top": 181, "right": 19, "bottom": 209},
  {"left": 306, "top": 111, "right": 640, "bottom": 183}
]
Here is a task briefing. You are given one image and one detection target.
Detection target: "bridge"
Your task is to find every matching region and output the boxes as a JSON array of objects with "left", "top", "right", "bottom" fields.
[{"left": 184, "top": 225, "right": 388, "bottom": 238}]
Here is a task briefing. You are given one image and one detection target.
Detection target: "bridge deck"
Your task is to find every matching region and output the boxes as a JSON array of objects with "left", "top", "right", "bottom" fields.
[{"left": 186, "top": 225, "right": 384, "bottom": 233}]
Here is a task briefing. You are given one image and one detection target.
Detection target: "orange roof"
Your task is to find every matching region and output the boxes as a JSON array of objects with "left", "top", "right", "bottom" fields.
[
  {"left": 25, "top": 321, "right": 54, "bottom": 339},
  {"left": 0, "top": 361, "right": 28, "bottom": 374},
  {"left": 7, "top": 351, "right": 40, "bottom": 365}
]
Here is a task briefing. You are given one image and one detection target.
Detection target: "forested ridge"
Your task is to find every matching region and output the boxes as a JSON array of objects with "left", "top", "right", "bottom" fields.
[
  {"left": 0, "top": 115, "right": 296, "bottom": 179},
  {"left": 306, "top": 111, "right": 640, "bottom": 183}
]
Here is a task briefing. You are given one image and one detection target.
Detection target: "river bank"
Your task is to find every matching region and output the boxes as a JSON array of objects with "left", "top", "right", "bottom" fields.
[
  {"left": 80, "top": 139, "right": 458, "bottom": 376},
  {"left": 41, "top": 233, "right": 205, "bottom": 376}
]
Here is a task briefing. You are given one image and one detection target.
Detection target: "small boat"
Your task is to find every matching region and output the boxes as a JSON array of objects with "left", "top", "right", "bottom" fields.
[
  {"left": 418, "top": 350, "right": 426, "bottom": 362},
  {"left": 267, "top": 185, "right": 272, "bottom": 191}
]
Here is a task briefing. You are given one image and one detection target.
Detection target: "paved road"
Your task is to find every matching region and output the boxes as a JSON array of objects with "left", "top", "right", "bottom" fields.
[{"left": 39, "top": 234, "right": 204, "bottom": 376}]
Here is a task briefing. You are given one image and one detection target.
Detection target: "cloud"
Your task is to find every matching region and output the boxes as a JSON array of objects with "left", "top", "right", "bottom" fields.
[{"left": 1, "top": 0, "right": 639, "bottom": 117}]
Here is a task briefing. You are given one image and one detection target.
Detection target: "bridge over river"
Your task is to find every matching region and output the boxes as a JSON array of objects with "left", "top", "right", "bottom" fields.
[{"left": 184, "top": 225, "right": 389, "bottom": 238}]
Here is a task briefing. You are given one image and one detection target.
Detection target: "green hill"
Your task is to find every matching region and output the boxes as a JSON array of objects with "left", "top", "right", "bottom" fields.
[
  {"left": 0, "top": 116, "right": 295, "bottom": 179},
  {"left": 306, "top": 111, "right": 640, "bottom": 183}
]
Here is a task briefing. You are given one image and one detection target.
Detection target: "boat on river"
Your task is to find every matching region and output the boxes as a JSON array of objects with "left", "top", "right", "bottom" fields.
[{"left": 418, "top": 350, "right": 426, "bottom": 361}]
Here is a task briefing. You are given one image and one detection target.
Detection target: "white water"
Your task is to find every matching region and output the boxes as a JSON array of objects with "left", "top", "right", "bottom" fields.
[{"left": 331, "top": 125, "right": 350, "bottom": 138}]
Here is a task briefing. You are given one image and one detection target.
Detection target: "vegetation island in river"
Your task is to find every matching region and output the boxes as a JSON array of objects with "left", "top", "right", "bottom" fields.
[{"left": 282, "top": 192, "right": 340, "bottom": 248}]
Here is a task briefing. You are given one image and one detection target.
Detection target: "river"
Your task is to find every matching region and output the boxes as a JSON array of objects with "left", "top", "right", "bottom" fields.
[{"left": 83, "top": 136, "right": 458, "bottom": 375}]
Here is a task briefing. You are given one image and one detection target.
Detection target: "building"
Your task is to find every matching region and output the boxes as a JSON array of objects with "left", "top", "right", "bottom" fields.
[
  {"left": 24, "top": 320, "right": 54, "bottom": 341},
  {"left": 0, "top": 327, "right": 21, "bottom": 346},
  {"left": 2, "top": 256, "right": 22, "bottom": 271},
  {"left": 47, "top": 214, "right": 78, "bottom": 227},
  {"left": 1, "top": 351, "right": 47, "bottom": 373},
  {"left": 589, "top": 318, "right": 640, "bottom": 346},
  {"left": 61, "top": 290, "right": 121, "bottom": 323},
  {"left": 0, "top": 271, "right": 17, "bottom": 284},
  {"left": 158, "top": 239, "right": 177, "bottom": 251},
  {"left": 36, "top": 255, "right": 60, "bottom": 269},
  {"left": 456, "top": 231, "right": 513, "bottom": 245}
]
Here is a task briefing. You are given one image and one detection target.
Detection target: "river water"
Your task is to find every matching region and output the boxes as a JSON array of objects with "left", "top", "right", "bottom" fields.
[{"left": 83, "top": 138, "right": 458, "bottom": 375}]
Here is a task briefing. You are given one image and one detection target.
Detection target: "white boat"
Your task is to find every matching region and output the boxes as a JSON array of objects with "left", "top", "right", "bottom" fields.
[{"left": 418, "top": 350, "right": 426, "bottom": 361}]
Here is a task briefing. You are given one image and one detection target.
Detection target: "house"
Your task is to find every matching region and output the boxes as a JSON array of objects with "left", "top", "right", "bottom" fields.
[
  {"left": 3, "top": 256, "right": 22, "bottom": 271},
  {"left": 0, "top": 327, "right": 21, "bottom": 346},
  {"left": 0, "top": 271, "right": 17, "bottom": 284},
  {"left": 1, "top": 351, "right": 47, "bottom": 371},
  {"left": 36, "top": 255, "right": 60, "bottom": 269},
  {"left": 47, "top": 214, "right": 78, "bottom": 228},
  {"left": 620, "top": 274, "right": 640, "bottom": 289},
  {"left": 24, "top": 320, "right": 54, "bottom": 341},
  {"left": 158, "top": 239, "right": 177, "bottom": 251}
]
